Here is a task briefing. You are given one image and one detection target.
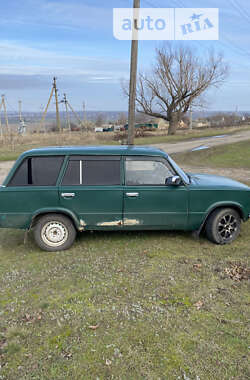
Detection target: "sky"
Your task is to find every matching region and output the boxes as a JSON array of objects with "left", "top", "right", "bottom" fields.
[{"left": 0, "top": 0, "right": 250, "bottom": 112}]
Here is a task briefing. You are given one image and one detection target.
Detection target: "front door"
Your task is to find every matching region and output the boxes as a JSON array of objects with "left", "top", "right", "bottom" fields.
[
  {"left": 59, "top": 156, "right": 123, "bottom": 229},
  {"left": 123, "top": 156, "right": 188, "bottom": 229}
]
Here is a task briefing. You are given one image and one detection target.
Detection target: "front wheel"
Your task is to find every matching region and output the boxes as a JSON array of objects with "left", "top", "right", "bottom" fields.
[
  {"left": 205, "top": 208, "right": 241, "bottom": 245},
  {"left": 33, "top": 214, "right": 76, "bottom": 251}
]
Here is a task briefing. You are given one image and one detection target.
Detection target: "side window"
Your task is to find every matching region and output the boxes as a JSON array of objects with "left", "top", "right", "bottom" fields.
[
  {"left": 62, "top": 157, "right": 121, "bottom": 186},
  {"left": 8, "top": 158, "right": 29, "bottom": 186},
  {"left": 61, "top": 161, "right": 80, "bottom": 185},
  {"left": 125, "top": 158, "right": 173, "bottom": 185},
  {"left": 8, "top": 156, "right": 64, "bottom": 186}
]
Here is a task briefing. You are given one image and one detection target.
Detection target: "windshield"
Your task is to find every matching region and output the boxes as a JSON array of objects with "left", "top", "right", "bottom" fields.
[{"left": 168, "top": 155, "right": 190, "bottom": 184}]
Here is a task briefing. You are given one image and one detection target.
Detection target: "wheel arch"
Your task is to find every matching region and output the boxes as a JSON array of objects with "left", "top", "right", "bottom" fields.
[
  {"left": 198, "top": 202, "right": 245, "bottom": 235},
  {"left": 30, "top": 208, "right": 82, "bottom": 231}
]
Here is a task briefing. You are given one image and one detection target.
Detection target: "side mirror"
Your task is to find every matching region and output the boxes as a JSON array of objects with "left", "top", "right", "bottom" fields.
[{"left": 165, "top": 175, "right": 182, "bottom": 186}]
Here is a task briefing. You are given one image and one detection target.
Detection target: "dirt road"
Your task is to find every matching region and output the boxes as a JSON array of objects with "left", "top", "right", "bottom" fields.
[
  {"left": 154, "top": 130, "right": 250, "bottom": 154},
  {"left": 0, "top": 130, "right": 249, "bottom": 184},
  {"left": 181, "top": 166, "right": 250, "bottom": 183},
  {"left": 0, "top": 161, "right": 13, "bottom": 185}
]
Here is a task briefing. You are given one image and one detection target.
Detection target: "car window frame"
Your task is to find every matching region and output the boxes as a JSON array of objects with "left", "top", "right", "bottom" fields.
[
  {"left": 124, "top": 155, "right": 177, "bottom": 187},
  {"left": 7, "top": 155, "right": 65, "bottom": 187},
  {"left": 60, "top": 155, "right": 123, "bottom": 187}
]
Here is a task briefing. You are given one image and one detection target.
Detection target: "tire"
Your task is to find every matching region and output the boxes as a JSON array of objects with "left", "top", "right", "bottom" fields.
[
  {"left": 33, "top": 214, "right": 76, "bottom": 252},
  {"left": 205, "top": 208, "right": 241, "bottom": 245}
]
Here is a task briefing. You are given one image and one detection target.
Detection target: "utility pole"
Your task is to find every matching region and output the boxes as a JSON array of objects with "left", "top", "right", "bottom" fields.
[
  {"left": 189, "top": 105, "right": 193, "bottom": 130},
  {"left": 53, "top": 77, "right": 61, "bottom": 132},
  {"left": 0, "top": 99, "right": 2, "bottom": 138},
  {"left": 1, "top": 95, "right": 9, "bottom": 133},
  {"left": 41, "top": 84, "right": 54, "bottom": 131},
  {"left": 60, "top": 95, "right": 84, "bottom": 130},
  {"left": 127, "top": 0, "right": 140, "bottom": 145},
  {"left": 62, "top": 94, "right": 71, "bottom": 132},
  {"left": 82, "top": 101, "right": 87, "bottom": 131},
  {"left": 18, "top": 100, "right": 22, "bottom": 122},
  {"left": 40, "top": 77, "right": 61, "bottom": 132}
]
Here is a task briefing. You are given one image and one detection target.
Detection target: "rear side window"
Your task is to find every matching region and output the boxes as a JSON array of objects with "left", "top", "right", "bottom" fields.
[
  {"left": 61, "top": 161, "right": 80, "bottom": 186},
  {"left": 8, "top": 156, "right": 64, "bottom": 186},
  {"left": 62, "top": 156, "right": 121, "bottom": 186}
]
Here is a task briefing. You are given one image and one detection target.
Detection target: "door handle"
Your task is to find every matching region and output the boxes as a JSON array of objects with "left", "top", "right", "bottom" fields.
[
  {"left": 61, "top": 193, "right": 75, "bottom": 198},
  {"left": 126, "top": 192, "right": 139, "bottom": 197}
]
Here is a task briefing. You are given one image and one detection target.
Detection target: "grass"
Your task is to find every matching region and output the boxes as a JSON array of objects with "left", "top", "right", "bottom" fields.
[
  {"left": 0, "top": 131, "right": 250, "bottom": 379},
  {"left": 0, "top": 227, "right": 249, "bottom": 379},
  {"left": 0, "top": 132, "right": 107, "bottom": 162},
  {"left": 173, "top": 139, "right": 250, "bottom": 169},
  {"left": 0, "top": 125, "right": 249, "bottom": 161}
]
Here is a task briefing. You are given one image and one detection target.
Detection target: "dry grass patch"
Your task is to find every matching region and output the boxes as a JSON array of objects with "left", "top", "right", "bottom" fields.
[{"left": 0, "top": 226, "right": 249, "bottom": 379}]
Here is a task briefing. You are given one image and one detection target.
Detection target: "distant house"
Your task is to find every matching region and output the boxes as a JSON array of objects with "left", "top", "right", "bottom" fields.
[
  {"left": 151, "top": 118, "right": 169, "bottom": 130},
  {"left": 151, "top": 118, "right": 188, "bottom": 130},
  {"left": 123, "top": 123, "right": 158, "bottom": 131},
  {"left": 192, "top": 120, "right": 211, "bottom": 128},
  {"left": 179, "top": 120, "right": 188, "bottom": 129}
]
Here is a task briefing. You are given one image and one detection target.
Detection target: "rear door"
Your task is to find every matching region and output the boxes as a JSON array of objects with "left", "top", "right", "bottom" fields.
[
  {"left": 0, "top": 156, "right": 64, "bottom": 229},
  {"left": 59, "top": 156, "right": 123, "bottom": 229},
  {"left": 123, "top": 156, "right": 188, "bottom": 229}
]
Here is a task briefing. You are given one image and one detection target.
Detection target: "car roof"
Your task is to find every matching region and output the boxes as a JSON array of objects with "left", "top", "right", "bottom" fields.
[{"left": 21, "top": 145, "right": 168, "bottom": 158}]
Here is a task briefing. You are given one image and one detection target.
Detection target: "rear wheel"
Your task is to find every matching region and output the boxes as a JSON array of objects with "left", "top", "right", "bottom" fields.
[
  {"left": 33, "top": 214, "right": 76, "bottom": 251},
  {"left": 205, "top": 208, "right": 241, "bottom": 244}
]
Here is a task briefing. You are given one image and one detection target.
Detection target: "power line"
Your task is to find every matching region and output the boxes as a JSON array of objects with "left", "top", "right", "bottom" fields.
[
  {"left": 230, "top": 0, "right": 250, "bottom": 25},
  {"left": 144, "top": 0, "right": 250, "bottom": 61},
  {"left": 219, "top": 37, "right": 250, "bottom": 60},
  {"left": 5, "top": 98, "right": 18, "bottom": 114}
]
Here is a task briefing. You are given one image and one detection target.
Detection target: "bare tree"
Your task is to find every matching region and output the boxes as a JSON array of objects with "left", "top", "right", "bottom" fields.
[
  {"left": 116, "top": 112, "right": 127, "bottom": 126},
  {"left": 125, "top": 44, "right": 228, "bottom": 135},
  {"left": 135, "top": 112, "right": 151, "bottom": 123}
]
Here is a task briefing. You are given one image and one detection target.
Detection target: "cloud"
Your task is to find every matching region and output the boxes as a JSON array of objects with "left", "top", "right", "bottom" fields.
[
  {"left": 0, "top": 41, "right": 129, "bottom": 84},
  {"left": 0, "top": 0, "right": 112, "bottom": 32},
  {"left": 0, "top": 74, "right": 49, "bottom": 89}
]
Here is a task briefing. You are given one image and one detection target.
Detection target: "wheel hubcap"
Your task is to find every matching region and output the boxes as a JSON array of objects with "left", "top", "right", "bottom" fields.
[
  {"left": 218, "top": 214, "right": 238, "bottom": 241},
  {"left": 41, "top": 221, "right": 68, "bottom": 247}
]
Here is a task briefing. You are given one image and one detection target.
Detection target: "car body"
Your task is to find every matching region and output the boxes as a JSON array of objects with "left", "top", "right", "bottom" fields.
[{"left": 0, "top": 145, "right": 249, "bottom": 251}]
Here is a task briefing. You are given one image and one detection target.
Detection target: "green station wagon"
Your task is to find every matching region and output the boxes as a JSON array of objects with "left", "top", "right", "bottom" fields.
[{"left": 0, "top": 146, "right": 249, "bottom": 251}]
